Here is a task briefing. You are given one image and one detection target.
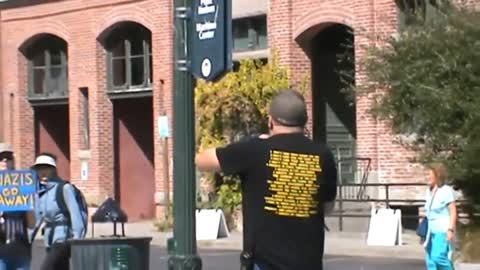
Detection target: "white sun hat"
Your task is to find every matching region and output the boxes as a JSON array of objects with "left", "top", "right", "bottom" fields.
[
  {"left": 0, "top": 143, "right": 13, "bottom": 154},
  {"left": 34, "top": 155, "right": 57, "bottom": 168}
]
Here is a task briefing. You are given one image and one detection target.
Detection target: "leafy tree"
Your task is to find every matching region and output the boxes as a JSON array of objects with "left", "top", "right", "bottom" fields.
[
  {"left": 195, "top": 55, "right": 308, "bottom": 215},
  {"left": 343, "top": 3, "right": 480, "bottom": 223}
]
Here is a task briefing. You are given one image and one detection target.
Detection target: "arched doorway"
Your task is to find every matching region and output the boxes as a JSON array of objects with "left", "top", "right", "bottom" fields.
[
  {"left": 310, "top": 24, "right": 356, "bottom": 183},
  {"left": 22, "top": 34, "right": 71, "bottom": 179},
  {"left": 100, "top": 22, "right": 155, "bottom": 220}
]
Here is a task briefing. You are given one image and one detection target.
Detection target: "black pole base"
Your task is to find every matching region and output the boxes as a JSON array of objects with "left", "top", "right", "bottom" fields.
[{"left": 168, "top": 255, "right": 202, "bottom": 270}]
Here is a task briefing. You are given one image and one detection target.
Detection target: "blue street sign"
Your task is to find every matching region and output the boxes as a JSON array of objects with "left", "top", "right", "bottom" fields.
[{"left": 191, "top": 0, "right": 232, "bottom": 82}]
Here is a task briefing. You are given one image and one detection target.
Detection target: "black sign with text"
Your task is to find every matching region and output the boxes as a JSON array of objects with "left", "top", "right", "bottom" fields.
[{"left": 191, "top": 0, "right": 232, "bottom": 82}]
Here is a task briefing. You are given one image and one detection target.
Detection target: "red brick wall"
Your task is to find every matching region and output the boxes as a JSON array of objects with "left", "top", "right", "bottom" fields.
[
  {"left": 0, "top": 0, "right": 174, "bottom": 214},
  {"left": 269, "top": 0, "right": 427, "bottom": 200}
]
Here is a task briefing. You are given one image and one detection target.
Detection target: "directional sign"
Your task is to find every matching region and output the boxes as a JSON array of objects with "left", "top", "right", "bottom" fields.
[{"left": 191, "top": 0, "right": 232, "bottom": 82}]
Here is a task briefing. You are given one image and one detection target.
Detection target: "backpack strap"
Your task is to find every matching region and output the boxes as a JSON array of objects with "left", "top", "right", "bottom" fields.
[
  {"left": 30, "top": 216, "right": 44, "bottom": 244},
  {"left": 44, "top": 180, "right": 72, "bottom": 245},
  {"left": 55, "top": 180, "right": 70, "bottom": 221}
]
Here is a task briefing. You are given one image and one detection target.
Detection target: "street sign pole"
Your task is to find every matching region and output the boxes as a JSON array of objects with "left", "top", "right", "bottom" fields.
[
  {"left": 168, "top": 0, "right": 202, "bottom": 269},
  {"left": 168, "top": 0, "right": 231, "bottom": 269}
]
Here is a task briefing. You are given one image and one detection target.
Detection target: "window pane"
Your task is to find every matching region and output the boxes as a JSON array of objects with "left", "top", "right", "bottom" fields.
[
  {"left": 254, "top": 16, "right": 268, "bottom": 49},
  {"left": 233, "top": 19, "right": 250, "bottom": 51},
  {"left": 131, "top": 56, "right": 145, "bottom": 86},
  {"left": 33, "top": 68, "right": 45, "bottom": 94},
  {"left": 80, "top": 88, "right": 90, "bottom": 149},
  {"left": 130, "top": 39, "right": 145, "bottom": 56},
  {"left": 32, "top": 52, "right": 45, "bottom": 67},
  {"left": 111, "top": 41, "right": 126, "bottom": 57},
  {"left": 112, "top": 58, "right": 126, "bottom": 86},
  {"left": 49, "top": 67, "right": 65, "bottom": 95},
  {"left": 50, "top": 49, "right": 62, "bottom": 65},
  {"left": 51, "top": 67, "right": 62, "bottom": 79}
]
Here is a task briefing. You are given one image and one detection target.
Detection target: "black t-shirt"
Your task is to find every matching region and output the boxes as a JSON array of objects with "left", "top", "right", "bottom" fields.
[{"left": 216, "top": 133, "right": 337, "bottom": 270}]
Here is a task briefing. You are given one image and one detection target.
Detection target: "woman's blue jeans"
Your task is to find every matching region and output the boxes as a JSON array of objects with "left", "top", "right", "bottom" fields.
[
  {"left": 425, "top": 233, "right": 455, "bottom": 270},
  {"left": 0, "top": 258, "right": 30, "bottom": 270}
]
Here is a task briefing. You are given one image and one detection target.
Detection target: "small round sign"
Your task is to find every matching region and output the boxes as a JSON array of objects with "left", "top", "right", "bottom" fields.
[{"left": 201, "top": 58, "right": 212, "bottom": 78}]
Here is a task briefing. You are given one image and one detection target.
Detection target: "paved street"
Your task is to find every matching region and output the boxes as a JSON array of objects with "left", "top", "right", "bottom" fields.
[
  {"left": 29, "top": 222, "right": 427, "bottom": 269},
  {"left": 31, "top": 244, "right": 425, "bottom": 270}
]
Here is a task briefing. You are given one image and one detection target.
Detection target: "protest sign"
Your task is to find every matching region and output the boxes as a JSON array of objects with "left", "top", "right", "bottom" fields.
[{"left": 0, "top": 170, "right": 36, "bottom": 212}]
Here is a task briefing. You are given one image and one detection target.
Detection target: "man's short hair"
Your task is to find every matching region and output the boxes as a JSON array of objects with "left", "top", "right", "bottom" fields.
[{"left": 268, "top": 89, "right": 308, "bottom": 127}]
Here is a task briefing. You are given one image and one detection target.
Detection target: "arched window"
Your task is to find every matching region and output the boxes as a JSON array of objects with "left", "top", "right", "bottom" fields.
[
  {"left": 397, "top": 0, "right": 442, "bottom": 29},
  {"left": 105, "top": 23, "right": 153, "bottom": 92},
  {"left": 25, "top": 35, "right": 68, "bottom": 99}
]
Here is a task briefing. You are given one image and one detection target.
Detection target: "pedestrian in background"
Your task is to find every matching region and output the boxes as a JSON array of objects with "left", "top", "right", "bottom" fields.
[
  {"left": 424, "top": 162, "right": 457, "bottom": 270},
  {"left": 196, "top": 89, "right": 338, "bottom": 270},
  {"left": 32, "top": 153, "right": 85, "bottom": 270},
  {"left": 0, "top": 144, "right": 35, "bottom": 270}
]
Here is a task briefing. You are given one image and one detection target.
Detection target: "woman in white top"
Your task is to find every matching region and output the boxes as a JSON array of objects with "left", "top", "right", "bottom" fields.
[{"left": 424, "top": 162, "right": 457, "bottom": 270}]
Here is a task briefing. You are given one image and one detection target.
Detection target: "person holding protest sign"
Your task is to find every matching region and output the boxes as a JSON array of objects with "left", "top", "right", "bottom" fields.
[
  {"left": 0, "top": 144, "right": 35, "bottom": 270},
  {"left": 32, "top": 153, "right": 86, "bottom": 270}
]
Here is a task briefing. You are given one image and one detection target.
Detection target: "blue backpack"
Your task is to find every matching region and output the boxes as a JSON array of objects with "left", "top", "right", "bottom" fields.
[{"left": 55, "top": 180, "right": 89, "bottom": 238}]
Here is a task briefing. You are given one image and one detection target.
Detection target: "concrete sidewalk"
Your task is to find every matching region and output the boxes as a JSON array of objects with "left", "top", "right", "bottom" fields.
[{"left": 82, "top": 221, "right": 424, "bottom": 260}]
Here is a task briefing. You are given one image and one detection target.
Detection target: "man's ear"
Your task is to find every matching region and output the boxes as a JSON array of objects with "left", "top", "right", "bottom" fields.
[{"left": 268, "top": 117, "right": 274, "bottom": 131}]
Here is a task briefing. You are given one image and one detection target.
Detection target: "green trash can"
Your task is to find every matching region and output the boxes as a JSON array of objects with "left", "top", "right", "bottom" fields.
[{"left": 69, "top": 237, "right": 152, "bottom": 270}]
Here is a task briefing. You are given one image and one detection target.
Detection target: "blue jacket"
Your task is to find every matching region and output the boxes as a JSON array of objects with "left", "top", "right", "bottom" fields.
[{"left": 35, "top": 178, "right": 85, "bottom": 247}]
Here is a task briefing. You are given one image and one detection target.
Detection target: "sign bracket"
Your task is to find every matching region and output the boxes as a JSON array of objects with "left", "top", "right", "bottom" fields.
[
  {"left": 174, "top": 6, "right": 192, "bottom": 20},
  {"left": 174, "top": 6, "right": 193, "bottom": 72}
]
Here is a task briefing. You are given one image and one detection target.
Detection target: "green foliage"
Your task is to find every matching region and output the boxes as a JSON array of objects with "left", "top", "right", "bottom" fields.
[
  {"left": 456, "top": 224, "right": 480, "bottom": 263},
  {"left": 213, "top": 177, "right": 242, "bottom": 213},
  {"left": 195, "top": 54, "right": 308, "bottom": 212},
  {"left": 343, "top": 3, "right": 480, "bottom": 223},
  {"left": 196, "top": 56, "right": 298, "bottom": 150},
  {"left": 153, "top": 204, "right": 174, "bottom": 232}
]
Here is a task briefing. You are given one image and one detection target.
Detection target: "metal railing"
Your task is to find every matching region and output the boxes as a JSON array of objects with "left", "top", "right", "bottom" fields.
[
  {"left": 337, "top": 157, "right": 372, "bottom": 199},
  {"left": 330, "top": 182, "right": 468, "bottom": 231}
]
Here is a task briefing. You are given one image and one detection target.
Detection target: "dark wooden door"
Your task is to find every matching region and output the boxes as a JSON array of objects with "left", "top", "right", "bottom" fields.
[
  {"left": 114, "top": 97, "right": 155, "bottom": 220},
  {"left": 34, "top": 105, "right": 71, "bottom": 179}
]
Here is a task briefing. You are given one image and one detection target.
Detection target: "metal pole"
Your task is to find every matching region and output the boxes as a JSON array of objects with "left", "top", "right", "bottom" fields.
[
  {"left": 385, "top": 184, "right": 390, "bottom": 209},
  {"left": 337, "top": 160, "right": 343, "bottom": 231},
  {"left": 338, "top": 184, "right": 344, "bottom": 232},
  {"left": 163, "top": 137, "right": 171, "bottom": 217},
  {"left": 168, "top": 0, "right": 202, "bottom": 269}
]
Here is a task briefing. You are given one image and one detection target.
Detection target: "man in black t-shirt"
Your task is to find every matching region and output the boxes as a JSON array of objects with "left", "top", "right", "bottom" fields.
[{"left": 196, "top": 89, "right": 338, "bottom": 270}]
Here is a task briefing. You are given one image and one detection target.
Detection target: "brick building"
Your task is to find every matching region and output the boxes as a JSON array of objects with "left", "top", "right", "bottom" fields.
[{"left": 0, "top": 0, "right": 470, "bottom": 220}]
